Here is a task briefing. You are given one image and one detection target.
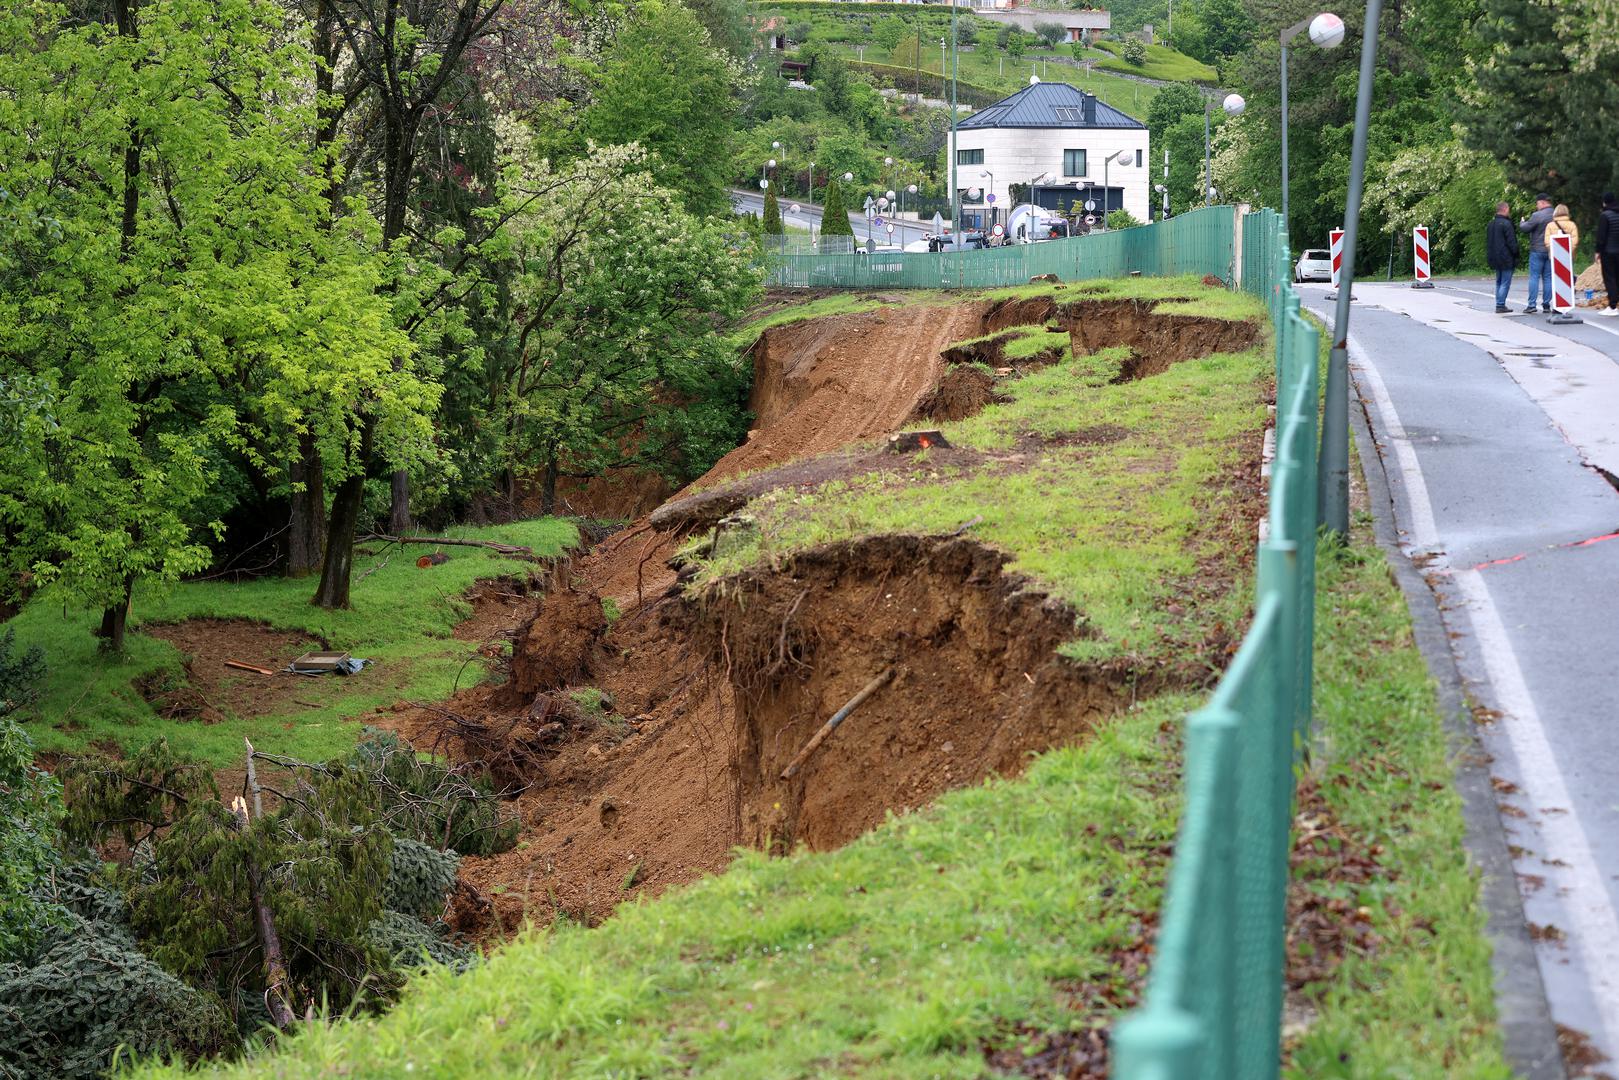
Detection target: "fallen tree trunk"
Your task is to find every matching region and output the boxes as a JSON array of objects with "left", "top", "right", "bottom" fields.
[{"left": 234, "top": 740, "right": 297, "bottom": 1030}]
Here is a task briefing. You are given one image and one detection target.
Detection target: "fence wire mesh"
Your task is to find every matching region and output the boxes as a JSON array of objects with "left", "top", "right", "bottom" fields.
[
  {"left": 770, "top": 208, "right": 1318, "bottom": 1080},
  {"left": 1110, "top": 208, "right": 1320, "bottom": 1080}
]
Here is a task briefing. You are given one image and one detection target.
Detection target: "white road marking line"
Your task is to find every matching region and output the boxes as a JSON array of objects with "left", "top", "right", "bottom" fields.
[
  {"left": 1439, "top": 283, "right": 1619, "bottom": 341},
  {"left": 1343, "top": 320, "right": 1619, "bottom": 1055}
]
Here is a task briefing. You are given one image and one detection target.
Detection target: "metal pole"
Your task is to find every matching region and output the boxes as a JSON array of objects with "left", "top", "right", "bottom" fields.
[
  {"left": 949, "top": 12, "right": 960, "bottom": 248},
  {"left": 1204, "top": 102, "right": 1212, "bottom": 206},
  {"left": 1280, "top": 44, "right": 1290, "bottom": 233},
  {"left": 1318, "top": 0, "right": 1383, "bottom": 537}
]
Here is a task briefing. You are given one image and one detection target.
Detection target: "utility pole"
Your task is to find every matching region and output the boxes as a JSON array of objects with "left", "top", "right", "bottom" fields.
[{"left": 948, "top": 11, "right": 960, "bottom": 248}]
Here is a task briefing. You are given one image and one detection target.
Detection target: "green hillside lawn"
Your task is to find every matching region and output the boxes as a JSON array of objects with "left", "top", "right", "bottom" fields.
[
  {"left": 855, "top": 43, "right": 1162, "bottom": 118},
  {"left": 1091, "top": 40, "right": 1217, "bottom": 83},
  {"left": 132, "top": 281, "right": 1506, "bottom": 1079},
  {"left": 7, "top": 519, "right": 577, "bottom": 766}
]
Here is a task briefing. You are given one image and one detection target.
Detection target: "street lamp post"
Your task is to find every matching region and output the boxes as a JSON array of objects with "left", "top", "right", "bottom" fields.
[
  {"left": 1319, "top": 1, "right": 1383, "bottom": 537},
  {"left": 906, "top": 183, "right": 917, "bottom": 216},
  {"left": 980, "top": 170, "right": 994, "bottom": 225},
  {"left": 1102, "top": 150, "right": 1129, "bottom": 225},
  {"left": 1204, "top": 94, "right": 1244, "bottom": 206},
  {"left": 1279, "top": 13, "right": 1344, "bottom": 236}
]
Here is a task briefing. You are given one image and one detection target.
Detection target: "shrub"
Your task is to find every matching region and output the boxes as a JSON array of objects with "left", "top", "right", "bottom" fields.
[
  {"left": 1034, "top": 21, "right": 1065, "bottom": 48},
  {"left": 763, "top": 185, "right": 784, "bottom": 234},
  {"left": 1122, "top": 37, "right": 1147, "bottom": 66},
  {"left": 384, "top": 837, "right": 460, "bottom": 919},
  {"left": 1106, "top": 208, "right": 1143, "bottom": 229},
  {"left": 0, "top": 634, "right": 63, "bottom": 962},
  {"left": 820, "top": 178, "right": 854, "bottom": 237},
  {"left": 0, "top": 926, "right": 234, "bottom": 1079}
]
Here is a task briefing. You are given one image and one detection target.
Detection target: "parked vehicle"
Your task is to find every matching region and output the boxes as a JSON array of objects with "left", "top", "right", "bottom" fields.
[{"left": 1294, "top": 248, "right": 1332, "bottom": 282}]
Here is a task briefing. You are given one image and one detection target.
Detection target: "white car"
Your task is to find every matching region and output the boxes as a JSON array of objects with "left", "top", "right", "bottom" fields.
[{"left": 1294, "top": 248, "right": 1332, "bottom": 282}]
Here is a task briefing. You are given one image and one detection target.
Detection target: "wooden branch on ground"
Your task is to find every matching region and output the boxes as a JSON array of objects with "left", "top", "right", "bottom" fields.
[
  {"left": 236, "top": 739, "right": 296, "bottom": 1030},
  {"left": 780, "top": 667, "right": 896, "bottom": 781},
  {"left": 358, "top": 533, "right": 535, "bottom": 557}
]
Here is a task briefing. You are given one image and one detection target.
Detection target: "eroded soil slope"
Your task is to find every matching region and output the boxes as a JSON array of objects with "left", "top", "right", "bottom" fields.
[{"left": 383, "top": 290, "right": 1261, "bottom": 932}]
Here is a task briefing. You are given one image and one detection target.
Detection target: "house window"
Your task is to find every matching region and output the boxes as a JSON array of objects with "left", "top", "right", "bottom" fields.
[
  {"left": 1136, "top": 149, "right": 1143, "bottom": 167},
  {"left": 956, "top": 148, "right": 984, "bottom": 166},
  {"left": 1063, "top": 149, "right": 1087, "bottom": 177}
]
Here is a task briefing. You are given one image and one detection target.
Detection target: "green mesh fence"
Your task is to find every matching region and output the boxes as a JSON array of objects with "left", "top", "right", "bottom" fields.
[
  {"left": 773, "top": 209, "right": 1319, "bottom": 1079},
  {"left": 763, "top": 206, "right": 1237, "bottom": 289},
  {"left": 1110, "top": 209, "right": 1320, "bottom": 1080}
]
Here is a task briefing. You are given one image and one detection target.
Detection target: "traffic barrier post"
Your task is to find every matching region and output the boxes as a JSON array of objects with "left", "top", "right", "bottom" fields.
[
  {"left": 1324, "top": 227, "right": 1352, "bottom": 300},
  {"left": 1547, "top": 233, "right": 1582, "bottom": 324},
  {"left": 1411, "top": 225, "right": 1434, "bottom": 289}
]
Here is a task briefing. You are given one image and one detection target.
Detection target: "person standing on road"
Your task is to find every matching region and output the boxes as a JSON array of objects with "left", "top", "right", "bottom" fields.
[
  {"left": 1519, "top": 193, "right": 1556, "bottom": 313},
  {"left": 1487, "top": 202, "right": 1520, "bottom": 313},
  {"left": 1594, "top": 193, "right": 1619, "bottom": 317}
]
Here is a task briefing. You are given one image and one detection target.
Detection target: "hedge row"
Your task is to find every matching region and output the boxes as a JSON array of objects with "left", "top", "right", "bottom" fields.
[{"left": 848, "top": 60, "right": 1002, "bottom": 108}]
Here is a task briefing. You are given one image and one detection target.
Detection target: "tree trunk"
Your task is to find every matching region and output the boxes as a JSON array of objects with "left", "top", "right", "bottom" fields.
[
  {"left": 311, "top": 422, "right": 373, "bottom": 609},
  {"left": 286, "top": 431, "right": 325, "bottom": 577},
  {"left": 229, "top": 779, "right": 297, "bottom": 1030},
  {"left": 389, "top": 468, "right": 411, "bottom": 534},
  {"left": 540, "top": 451, "right": 560, "bottom": 516},
  {"left": 96, "top": 578, "right": 134, "bottom": 654}
]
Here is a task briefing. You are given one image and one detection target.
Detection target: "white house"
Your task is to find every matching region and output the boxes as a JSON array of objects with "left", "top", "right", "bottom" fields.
[
  {"left": 975, "top": 9, "right": 1111, "bottom": 38},
  {"left": 947, "top": 81, "right": 1150, "bottom": 226}
]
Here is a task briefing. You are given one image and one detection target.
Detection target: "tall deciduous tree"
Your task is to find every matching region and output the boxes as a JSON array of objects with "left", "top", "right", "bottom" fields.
[
  {"left": 0, "top": 0, "right": 423, "bottom": 644},
  {"left": 582, "top": 0, "right": 742, "bottom": 217},
  {"left": 479, "top": 137, "right": 761, "bottom": 511}
]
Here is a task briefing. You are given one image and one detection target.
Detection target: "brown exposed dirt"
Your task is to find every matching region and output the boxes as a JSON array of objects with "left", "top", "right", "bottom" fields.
[
  {"left": 139, "top": 620, "right": 323, "bottom": 724},
  {"left": 912, "top": 363, "right": 1002, "bottom": 422},
  {"left": 372, "top": 289, "right": 1267, "bottom": 933},
  {"left": 695, "top": 536, "right": 1141, "bottom": 851}
]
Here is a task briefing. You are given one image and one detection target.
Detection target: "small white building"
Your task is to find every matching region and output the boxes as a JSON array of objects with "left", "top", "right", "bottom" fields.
[{"left": 948, "top": 81, "right": 1150, "bottom": 226}]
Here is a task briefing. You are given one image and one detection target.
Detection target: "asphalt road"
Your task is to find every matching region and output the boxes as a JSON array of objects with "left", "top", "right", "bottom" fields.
[
  {"left": 729, "top": 188, "right": 934, "bottom": 246},
  {"left": 1298, "top": 278, "right": 1619, "bottom": 1073}
]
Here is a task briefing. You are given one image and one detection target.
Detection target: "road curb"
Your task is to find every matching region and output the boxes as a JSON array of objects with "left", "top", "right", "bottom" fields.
[{"left": 1347, "top": 365, "right": 1569, "bottom": 1080}]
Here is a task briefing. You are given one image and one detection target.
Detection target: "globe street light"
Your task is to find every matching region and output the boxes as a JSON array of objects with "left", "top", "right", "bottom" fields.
[
  {"left": 1280, "top": 13, "right": 1344, "bottom": 237},
  {"left": 1205, "top": 93, "right": 1244, "bottom": 207},
  {"left": 906, "top": 182, "right": 917, "bottom": 216},
  {"left": 1102, "top": 150, "right": 1129, "bottom": 226}
]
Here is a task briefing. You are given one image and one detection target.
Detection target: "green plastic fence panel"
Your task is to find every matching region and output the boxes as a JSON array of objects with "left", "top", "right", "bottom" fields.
[
  {"left": 763, "top": 207, "right": 1237, "bottom": 289},
  {"left": 1112, "top": 208, "right": 1321, "bottom": 1080}
]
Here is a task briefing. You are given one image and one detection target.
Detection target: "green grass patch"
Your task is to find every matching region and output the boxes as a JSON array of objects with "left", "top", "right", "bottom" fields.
[
  {"left": 1286, "top": 535, "right": 1510, "bottom": 1077},
  {"left": 696, "top": 279, "right": 1268, "bottom": 666},
  {"left": 977, "top": 275, "right": 1266, "bottom": 322},
  {"left": 128, "top": 528, "right": 1506, "bottom": 1080},
  {"left": 7, "top": 519, "right": 577, "bottom": 765},
  {"left": 728, "top": 291, "right": 948, "bottom": 347},
  {"left": 847, "top": 42, "right": 1162, "bottom": 117},
  {"left": 1091, "top": 40, "right": 1217, "bottom": 82}
]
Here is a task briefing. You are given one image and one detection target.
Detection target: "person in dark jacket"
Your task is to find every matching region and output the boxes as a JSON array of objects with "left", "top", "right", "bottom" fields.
[
  {"left": 1595, "top": 192, "right": 1619, "bottom": 317},
  {"left": 1519, "top": 193, "right": 1555, "bottom": 312},
  {"left": 1487, "top": 202, "right": 1520, "bottom": 313}
]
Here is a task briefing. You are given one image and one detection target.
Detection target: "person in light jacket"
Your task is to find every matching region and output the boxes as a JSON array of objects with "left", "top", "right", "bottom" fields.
[
  {"left": 1540, "top": 205, "right": 1580, "bottom": 310},
  {"left": 1519, "top": 193, "right": 1555, "bottom": 313},
  {"left": 1595, "top": 193, "right": 1619, "bottom": 317},
  {"left": 1486, "top": 202, "right": 1520, "bottom": 313}
]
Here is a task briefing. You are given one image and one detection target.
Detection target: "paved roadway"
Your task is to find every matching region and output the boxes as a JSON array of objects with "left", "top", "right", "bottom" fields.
[
  {"left": 729, "top": 188, "right": 933, "bottom": 246},
  {"left": 1298, "top": 277, "right": 1619, "bottom": 1075}
]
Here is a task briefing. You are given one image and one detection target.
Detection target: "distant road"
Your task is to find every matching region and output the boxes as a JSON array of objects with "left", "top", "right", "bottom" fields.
[{"left": 728, "top": 188, "right": 932, "bottom": 246}]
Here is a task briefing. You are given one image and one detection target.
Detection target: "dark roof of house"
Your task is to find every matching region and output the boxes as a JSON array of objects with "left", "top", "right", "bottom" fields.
[{"left": 957, "top": 81, "right": 1145, "bottom": 131}]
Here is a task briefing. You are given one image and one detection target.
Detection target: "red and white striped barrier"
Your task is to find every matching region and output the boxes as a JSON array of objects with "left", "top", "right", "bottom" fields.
[
  {"left": 1330, "top": 227, "right": 1344, "bottom": 291},
  {"left": 1411, "top": 225, "right": 1434, "bottom": 289},
  {"left": 1548, "top": 233, "right": 1582, "bottom": 323}
]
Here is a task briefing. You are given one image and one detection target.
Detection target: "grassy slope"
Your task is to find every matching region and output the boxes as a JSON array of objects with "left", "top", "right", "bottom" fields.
[
  {"left": 128, "top": 535, "right": 1507, "bottom": 1080},
  {"left": 129, "top": 282, "right": 1506, "bottom": 1078},
  {"left": 842, "top": 43, "right": 1162, "bottom": 118},
  {"left": 1090, "top": 40, "right": 1217, "bottom": 83},
  {"left": 703, "top": 277, "right": 1266, "bottom": 667},
  {"left": 9, "top": 519, "right": 577, "bottom": 765}
]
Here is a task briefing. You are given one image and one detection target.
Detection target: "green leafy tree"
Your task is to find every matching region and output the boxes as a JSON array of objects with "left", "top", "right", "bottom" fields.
[
  {"left": 821, "top": 178, "right": 854, "bottom": 237},
  {"left": 1007, "top": 31, "right": 1028, "bottom": 60},
  {"left": 1070, "top": 39, "right": 1087, "bottom": 61},
  {"left": 1034, "top": 22, "right": 1066, "bottom": 48},
  {"left": 481, "top": 138, "right": 762, "bottom": 511},
  {"left": 1146, "top": 81, "right": 1205, "bottom": 145},
  {"left": 0, "top": 635, "right": 61, "bottom": 962},
  {"left": 1122, "top": 37, "right": 1147, "bottom": 66},
  {"left": 584, "top": 0, "right": 742, "bottom": 217},
  {"left": 1201, "top": 0, "right": 1251, "bottom": 60},
  {"left": 0, "top": 0, "right": 422, "bottom": 637},
  {"left": 1464, "top": 0, "right": 1619, "bottom": 228},
  {"left": 763, "top": 185, "right": 785, "bottom": 233}
]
